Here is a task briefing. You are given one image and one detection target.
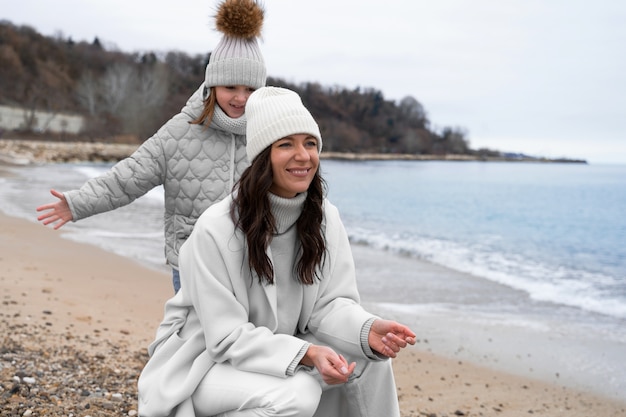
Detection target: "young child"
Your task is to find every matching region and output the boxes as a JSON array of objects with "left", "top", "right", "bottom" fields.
[
  {"left": 137, "top": 87, "right": 416, "bottom": 417},
  {"left": 36, "top": 0, "right": 266, "bottom": 293}
]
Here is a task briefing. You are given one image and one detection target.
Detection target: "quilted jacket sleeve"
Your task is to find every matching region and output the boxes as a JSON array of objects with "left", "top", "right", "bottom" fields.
[{"left": 64, "top": 135, "right": 166, "bottom": 221}]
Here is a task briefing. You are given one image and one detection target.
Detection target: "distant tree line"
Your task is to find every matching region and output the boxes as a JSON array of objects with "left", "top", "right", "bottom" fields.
[{"left": 0, "top": 20, "right": 486, "bottom": 156}]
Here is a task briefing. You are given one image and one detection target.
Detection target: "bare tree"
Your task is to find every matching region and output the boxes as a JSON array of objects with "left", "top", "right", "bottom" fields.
[
  {"left": 100, "top": 63, "right": 136, "bottom": 115},
  {"left": 76, "top": 71, "right": 99, "bottom": 116},
  {"left": 135, "top": 63, "right": 169, "bottom": 109},
  {"left": 402, "top": 129, "right": 421, "bottom": 154},
  {"left": 439, "top": 127, "right": 470, "bottom": 154},
  {"left": 123, "top": 63, "right": 169, "bottom": 137},
  {"left": 398, "top": 95, "right": 428, "bottom": 129}
]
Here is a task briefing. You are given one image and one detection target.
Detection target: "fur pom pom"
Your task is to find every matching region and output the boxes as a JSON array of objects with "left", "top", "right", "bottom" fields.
[{"left": 215, "top": 0, "right": 264, "bottom": 39}]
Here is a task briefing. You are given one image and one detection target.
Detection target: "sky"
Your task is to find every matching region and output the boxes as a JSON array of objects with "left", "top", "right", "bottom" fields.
[{"left": 3, "top": 0, "right": 626, "bottom": 163}]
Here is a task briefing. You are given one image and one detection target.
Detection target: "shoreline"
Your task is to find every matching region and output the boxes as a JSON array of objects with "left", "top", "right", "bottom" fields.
[
  {"left": 350, "top": 242, "right": 626, "bottom": 401},
  {"left": 1, "top": 211, "right": 625, "bottom": 416},
  {"left": 0, "top": 138, "right": 588, "bottom": 164}
]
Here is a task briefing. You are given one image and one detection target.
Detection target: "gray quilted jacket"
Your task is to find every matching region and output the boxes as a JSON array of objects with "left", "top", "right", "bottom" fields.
[{"left": 64, "top": 84, "right": 249, "bottom": 269}]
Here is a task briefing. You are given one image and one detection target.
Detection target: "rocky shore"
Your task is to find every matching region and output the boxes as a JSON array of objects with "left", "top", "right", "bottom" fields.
[
  {"left": 0, "top": 138, "right": 586, "bottom": 165},
  {"left": 0, "top": 318, "right": 144, "bottom": 417},
  {"left": 0, "top": 139, "right": 139, "bottom": 165}
]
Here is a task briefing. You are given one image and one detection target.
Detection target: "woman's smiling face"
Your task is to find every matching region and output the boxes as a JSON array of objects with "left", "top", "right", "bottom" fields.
[{"left": 269, "top": 134, "right": 320, "bottom": 198}]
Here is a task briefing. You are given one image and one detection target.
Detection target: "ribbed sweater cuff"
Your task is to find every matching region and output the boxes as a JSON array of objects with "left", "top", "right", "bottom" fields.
[
  {"left": 360, "top": 317, "right": 386, "bottom": 360},
  {"left": 286, "top": 342, "right": 312, "bottom": 376}
]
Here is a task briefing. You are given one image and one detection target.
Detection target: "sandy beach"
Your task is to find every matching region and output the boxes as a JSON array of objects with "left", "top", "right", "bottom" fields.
[{"left": 1, "top": 210, "right": 625, "bottom": 416}]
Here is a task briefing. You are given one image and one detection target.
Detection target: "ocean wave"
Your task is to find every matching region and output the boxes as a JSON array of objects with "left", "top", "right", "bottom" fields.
[
  {"left": 73, "top": 164, "right": 107, "bottom": 179},
  {"left": 347, "top": 227, "right": 626, "bottom": 320}
]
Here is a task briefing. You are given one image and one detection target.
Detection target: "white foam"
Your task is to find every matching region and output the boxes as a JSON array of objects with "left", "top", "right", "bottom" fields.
[{"left": 347, "top": 227, "right": 626, "bottom": 319}]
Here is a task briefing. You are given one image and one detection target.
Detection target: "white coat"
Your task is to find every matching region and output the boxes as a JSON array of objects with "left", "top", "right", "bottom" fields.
[{"left": 137, "top": 195, "right": 381, "bottom": 417}]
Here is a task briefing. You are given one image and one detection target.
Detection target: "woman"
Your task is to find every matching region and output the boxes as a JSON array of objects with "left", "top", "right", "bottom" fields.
[
  {"left": 35, "top": 0, "right": 266, "bottom": 293},
  {"left": 138, "top": 87, "right": 416, "bottom": 417}
]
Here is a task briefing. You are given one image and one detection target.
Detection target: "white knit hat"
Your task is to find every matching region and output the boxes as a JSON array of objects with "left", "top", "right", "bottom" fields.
[
  {"left": 245, "top": 87, "right": 322, "bottom": 163},
  {"left": 204, "top": 0, "right": 266, "bottom": 91}
]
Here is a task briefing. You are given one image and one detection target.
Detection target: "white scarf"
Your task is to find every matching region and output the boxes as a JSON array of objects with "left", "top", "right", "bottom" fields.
[{"left": 211, "top": 105, "right": 247, "bottom": 136}]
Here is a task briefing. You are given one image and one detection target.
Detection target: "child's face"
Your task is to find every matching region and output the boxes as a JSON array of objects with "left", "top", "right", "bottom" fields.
[{"left": 215, "top": 86, "right": 256, "bottom": 119}]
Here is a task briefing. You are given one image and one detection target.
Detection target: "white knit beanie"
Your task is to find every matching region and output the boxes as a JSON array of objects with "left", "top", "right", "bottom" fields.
[
  {"left": 245, "top": 87, "right": 322, "bottom": 163},
  {"left": 204, "top": 0, "right": 266, "bottom": 92}
]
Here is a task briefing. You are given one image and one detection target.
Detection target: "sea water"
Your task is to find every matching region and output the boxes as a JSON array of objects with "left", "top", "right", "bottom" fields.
[
  {"left": 1, "top": 160, "right": 624, "bottom": 400},
  {"left": 322, "top": 161, "right": 626, "bottom": 320}
]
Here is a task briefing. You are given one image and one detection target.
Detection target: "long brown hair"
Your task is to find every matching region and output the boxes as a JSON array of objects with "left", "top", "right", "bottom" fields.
[
  {"left": 190, "top": 86, "right": 217, "bottom": 127},
  {"left": 231, "top": 147, "right": 327, "bottom": 285}
]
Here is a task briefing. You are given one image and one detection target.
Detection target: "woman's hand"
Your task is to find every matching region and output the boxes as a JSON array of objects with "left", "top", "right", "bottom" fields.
[
  {"left": 368, "top": 319, "right": 416, "bottom": 358},
  {"left": 301, "top": 344, "right": 356, "bottom": 385},
  {"left": 36, "top": 189, "right": 73, "bottom": 229}
]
